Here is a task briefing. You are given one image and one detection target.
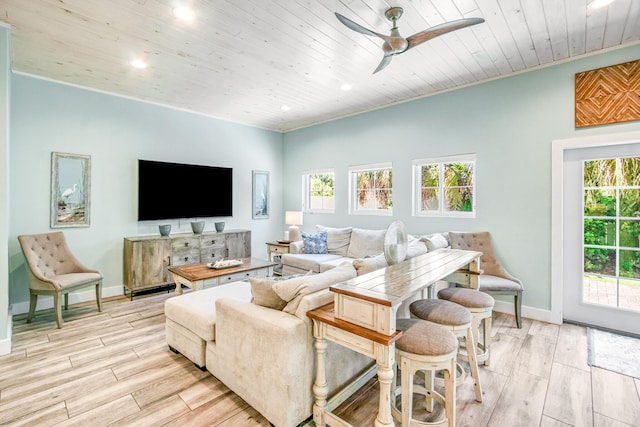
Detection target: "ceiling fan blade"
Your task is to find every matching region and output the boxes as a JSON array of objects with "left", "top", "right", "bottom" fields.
[
  {"left": 406, "top": 17, "right": 484, "bottom": 50},
  {"left": 373, "top": 55, "right": 393, "bottom": 74},
  {"left": 335, "top": 12, "right": 390, "bottom": 42}
]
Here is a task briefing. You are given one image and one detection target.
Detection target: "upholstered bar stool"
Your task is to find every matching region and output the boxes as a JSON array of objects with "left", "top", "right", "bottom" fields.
[
  {"left": 391, "top": 318, "right": 459, "bottom": 427},
  {"left": 409, "top": 299, "right": 483, "bottom": 403},
  {"left": 437, "top": 287, "right": 495, "bottom": 366}
]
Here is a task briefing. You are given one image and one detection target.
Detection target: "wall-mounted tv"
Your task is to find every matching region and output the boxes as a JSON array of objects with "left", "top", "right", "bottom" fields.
[{"left": 137, "top": 160, "right": 233, "bottom": 221}]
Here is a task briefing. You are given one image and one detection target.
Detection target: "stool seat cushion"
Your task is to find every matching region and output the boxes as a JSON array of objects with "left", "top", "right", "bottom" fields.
[
  {"left": 410, "top": 299, "right": 472, "bottom": 326},
  {"left": 438, "top": 288, "right": 495, "bottom": 309},
  {"left": 396, "top": 319, "right": 458, "bottom": 356}
]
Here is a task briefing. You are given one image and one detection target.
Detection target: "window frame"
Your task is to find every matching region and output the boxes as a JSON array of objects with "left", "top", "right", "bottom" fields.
[
  {"left": 412, "top": 154, "right": 476, "bottom": 218},
  {"left": 302, "top": 168, "right": 335, "bottom": 213},
  {"left": 348, "top": 162, "right": 393, "bottom": 216}
]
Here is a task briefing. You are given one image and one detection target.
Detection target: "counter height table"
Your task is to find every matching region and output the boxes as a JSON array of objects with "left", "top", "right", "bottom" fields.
[{"left": 307, "top": 248, "right": 482, "bottom": 427}]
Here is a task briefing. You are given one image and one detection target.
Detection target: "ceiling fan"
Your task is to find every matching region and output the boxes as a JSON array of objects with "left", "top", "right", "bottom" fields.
[{"left": 335, "top": 7, "right": 485, "bottom": 74}]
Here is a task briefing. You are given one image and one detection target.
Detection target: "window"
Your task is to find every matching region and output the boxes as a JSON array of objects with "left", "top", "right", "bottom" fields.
[
  {"left": 349, "top": 163, "right": 392, "bottom": 215},
  {"left": 303, "top": 169, "right": 335, "bottom": 212},
  {"left": 413, "top": 154, "right": 475, "bottom": 217}
]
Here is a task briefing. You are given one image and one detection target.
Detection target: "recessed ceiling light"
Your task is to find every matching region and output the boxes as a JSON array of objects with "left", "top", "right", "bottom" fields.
[
  {"left": 173, "top": 6, "right": 195, "bottom": 20},
  {"left": 340, "top": 83, "right": 352, "bottom": 91},
  {"left": 588, "top": 0, "right": 615, "bottom": 9},
  {"left": 130, "top": 59, "right": 147, "bottom": 69},
  {"left": 281, "top": 105, "right": 291, "bottom": 112}
]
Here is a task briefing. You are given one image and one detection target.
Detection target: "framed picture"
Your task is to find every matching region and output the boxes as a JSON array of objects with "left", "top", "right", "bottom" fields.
[
  {"left": 51, "top": 152, "right": 91, "bottom": 228},
  {"left": 252, "top": 170, "right": 269, "bottom": 219}
]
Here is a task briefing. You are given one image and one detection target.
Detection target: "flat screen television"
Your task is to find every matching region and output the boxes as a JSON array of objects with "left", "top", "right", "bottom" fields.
[{"left": 137, "top": 159, "right": 233, "bottom": 221}]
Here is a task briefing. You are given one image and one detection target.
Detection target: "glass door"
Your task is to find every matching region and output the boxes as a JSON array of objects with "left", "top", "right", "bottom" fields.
[{"left": 562, "top": 144, "right": 640, "bottom": 335}]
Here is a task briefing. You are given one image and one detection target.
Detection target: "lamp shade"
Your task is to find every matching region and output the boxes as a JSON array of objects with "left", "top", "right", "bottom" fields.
[{"left": 285, "top": 211, "right": 303, "bottom": 226}]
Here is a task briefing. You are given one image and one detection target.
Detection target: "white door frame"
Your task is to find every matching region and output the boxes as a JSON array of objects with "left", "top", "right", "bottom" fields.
[{"left": 551, "top": 130, "right": 640, "bottom": 325}]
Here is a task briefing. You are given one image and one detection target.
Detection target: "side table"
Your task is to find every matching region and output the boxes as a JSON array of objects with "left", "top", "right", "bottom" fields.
[{"left": 266, "top": 242, "right": 291, "bottom": 276}]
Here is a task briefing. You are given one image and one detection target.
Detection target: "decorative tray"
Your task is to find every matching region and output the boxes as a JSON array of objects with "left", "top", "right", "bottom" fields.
[{"left": 207, "top": 259, "right": 243, "bottom": 269}]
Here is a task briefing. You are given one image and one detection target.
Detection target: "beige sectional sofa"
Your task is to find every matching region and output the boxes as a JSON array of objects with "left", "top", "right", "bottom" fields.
[
  {"left": 281, "top": 224, "right": 449, "bottom": 276},
  {"left": 164, "top": 262, "right": 374, "bottom": 427}
]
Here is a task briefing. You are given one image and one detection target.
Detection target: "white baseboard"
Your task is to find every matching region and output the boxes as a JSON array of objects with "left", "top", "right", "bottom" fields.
[
  {"left": 10, "top": 285, "right": 124, "bottom": 316},
  {"left": 493, "top": 299, "right": 556, "bottom": 324},
  {"left": 0, "top": 306, "right": 11, "bottom": 355}
]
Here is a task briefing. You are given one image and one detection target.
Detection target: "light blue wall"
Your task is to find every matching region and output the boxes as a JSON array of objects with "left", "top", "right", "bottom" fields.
[
  {"left": 8, "top": 75, "right": 284, "bottom": 306},
  {"left": 282, "top": 45, "right": 640, "bottom": 313}
]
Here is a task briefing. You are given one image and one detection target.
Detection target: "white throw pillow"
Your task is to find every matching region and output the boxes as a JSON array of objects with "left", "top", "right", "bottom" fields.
[
  {"left": 347, "top": 228, "right": 386, "bottom": 259},
  {"left": 420, "top": 233, "right": 449, "bottom": 251},
  {"left": 352, "top": 253, "right": 388, "bottom": 275},
  {"left": 273, "top": 262, "right": 357, "bottom": 314},
  {"left": 316, "top": 225, "right": 352, "bottom": 257},
  {"left": 406, "top": 235, "right": 428, "bottom": 259}
]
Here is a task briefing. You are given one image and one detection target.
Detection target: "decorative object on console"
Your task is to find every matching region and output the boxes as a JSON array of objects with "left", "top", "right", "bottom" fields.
[
  {"left": 51, "top": 152, "right": 91, "bottom": 228},
  {"left": 208, "top": 258, "right": 243, "bottom": 269},
  {"left": 383, "top": 220, "right": 408, "bottom": 265},
  {"left": 285, "top": 210, "right": 303, "bottom": 241},
  {"left": 158, "top": 224, "right": 171, "bottom": 236},
  {"left": 252, "top": 170, "right": 270, "bottom": 219},
  {"left": 215, "top": 221, "right": 225, "bottom": 232},
  {"left": 190, "top": 220, "right": 205, "bottom": 234}
]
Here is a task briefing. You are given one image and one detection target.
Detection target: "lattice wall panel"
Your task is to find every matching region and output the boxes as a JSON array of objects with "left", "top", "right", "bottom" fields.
[{"left": 575, "top": 59, "right": 640, "bottom": 128}]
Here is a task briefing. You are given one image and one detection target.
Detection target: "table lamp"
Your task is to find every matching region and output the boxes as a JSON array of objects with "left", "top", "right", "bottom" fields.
[{"left": 285, "top": 211, "right": 303, "bottom": 242}]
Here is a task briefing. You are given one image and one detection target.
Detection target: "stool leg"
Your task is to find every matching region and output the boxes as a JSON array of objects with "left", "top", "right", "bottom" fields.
[
  {"left": 465, "top": 326, "right": 483, "bottom": 402},
  {"left": 424, "top": 368, "right": 435, "bottom": 412},
  {"left": 484, "top": 316, "right": 492, "bottom": 366},
  {"left": 445, "top": 357, "right": 456, "bottom": 427}
]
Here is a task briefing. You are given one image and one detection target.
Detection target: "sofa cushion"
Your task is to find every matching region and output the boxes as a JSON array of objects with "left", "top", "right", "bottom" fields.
[
  {"left": 319, "top": 257, "right": 354, "bottom": 273},
  {"left": 164, "top": 281, "right": 252, "bottom": 342},
  {"left": 347, "top": 227, "right": 386, "bottom": 259},
  {"left": 316, "top": 225, "right": 352, "bottom": 257},
  {"left": 281, "top": 253, "right": 342, "bottom": 273},
  {"left": 301, "top": 231, "right": 328, "bottom": 254},
  {"left": 420, "top": 233, "right": 449, "bottom": 251},
  {"left": 352, "top": 253, "right": 388, "bottom": 275},
  {"left": 273, "top": 262, "right": 357, "bottom": 315}
]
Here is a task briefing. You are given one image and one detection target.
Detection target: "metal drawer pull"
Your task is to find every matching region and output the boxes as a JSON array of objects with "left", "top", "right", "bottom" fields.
[{"left": 184, "top": 242, "right": 189, "bottom": 247}]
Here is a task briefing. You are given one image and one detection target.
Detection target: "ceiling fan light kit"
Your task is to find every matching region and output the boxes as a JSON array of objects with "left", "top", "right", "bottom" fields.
[{"left": 335, "top": 7, "right": 485, "bottom": 74}]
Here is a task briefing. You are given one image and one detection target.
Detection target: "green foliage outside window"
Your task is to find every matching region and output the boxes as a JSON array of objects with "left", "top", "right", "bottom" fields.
[{"left": 583, "top": 157, "right": 640, "bottom": 280}]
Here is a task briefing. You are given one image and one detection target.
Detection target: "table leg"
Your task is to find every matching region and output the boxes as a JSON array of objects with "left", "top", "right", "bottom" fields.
[
  {"left": 375, "top": 343, "right": 395, "bottom": 427},
  {"left": 172, "top": 274, "right": 183, "bottom": 296},
  {"left": 312, "top": 323, "right": 328, "bottom": 427}
]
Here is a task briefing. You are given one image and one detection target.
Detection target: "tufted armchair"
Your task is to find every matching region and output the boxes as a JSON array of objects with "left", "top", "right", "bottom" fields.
[
  {"left": 448, "top": 231, "right": 524, "bottom": 328},
  {"left": 18, "top": 232, "right": 103, "bottom": 328}
]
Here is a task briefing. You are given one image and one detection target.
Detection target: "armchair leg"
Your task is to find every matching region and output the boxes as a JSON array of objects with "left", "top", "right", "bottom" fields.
[
  {"left": 96, "top": 281, "right": 103, "bottom": 312},
  {"left": 27, "top": 292, "right": 37, "bottom": 323},
  {"left": 515, "top": 291, "right": 523, "bottom": 329},
  {"left": 54, "top": 292, "right": 64, "bottom": 329}
]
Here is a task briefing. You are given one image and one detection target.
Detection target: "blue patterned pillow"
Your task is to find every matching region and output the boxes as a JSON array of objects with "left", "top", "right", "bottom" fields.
[{"left": 302, "top": 231, "right": 328, "bottom": 254}]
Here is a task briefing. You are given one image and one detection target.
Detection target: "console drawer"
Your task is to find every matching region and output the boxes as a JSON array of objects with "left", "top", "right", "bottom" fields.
[
  {"left": 200, "top": 248, "right": 226, "bottom": 264},
  {"left": 201, "top": 236, "right": 225, "bottom": 249},
  {"left": 171, "top": 249, "right": 200, "bottom": 266},
  {"left": 172, "top": 237, "right": 200, "bottom": 251}
]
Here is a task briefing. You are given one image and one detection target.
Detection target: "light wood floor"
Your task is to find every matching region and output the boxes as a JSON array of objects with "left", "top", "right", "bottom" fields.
[{"left": 1, "top": 291, "right": 640, "bottom": 427}]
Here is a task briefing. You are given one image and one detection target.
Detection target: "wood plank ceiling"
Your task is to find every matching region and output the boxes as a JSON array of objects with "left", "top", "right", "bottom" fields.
[{"left": 1, "top": 0, "right": 639, "bottom": 132}]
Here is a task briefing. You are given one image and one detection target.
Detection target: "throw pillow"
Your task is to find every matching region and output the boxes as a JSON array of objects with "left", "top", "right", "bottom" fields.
[
  {"left": 249, "top": 277, "right": 287, "bottom": 310},
  {"left": 352, "top": 253, "right": 388, "bottom": 275},
  {"left": 347, "top": 227, "right": 386, "bottom": 259},
  {"left": 405, "top": 235, "right": 428, "bottom": 259},
  {"left": 273, "top": 262, "right": 357, "bottom": 315},
  {"left": 250, "top": 273, "right": 310, "bottom": 310},
  {"left": 301, "top": 231, "right": 328, "bottom": 254},
  {"left": 316, "top": 225, "right": 352, "bottom": 256},
  {"left": 420, "top": 233, "right": 449, "bottom": 251}
]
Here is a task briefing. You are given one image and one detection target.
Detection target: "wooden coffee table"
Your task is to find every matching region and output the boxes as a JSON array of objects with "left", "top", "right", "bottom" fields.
[{"left": 169, "top": 257, "right": 276, "bottom": 295}]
